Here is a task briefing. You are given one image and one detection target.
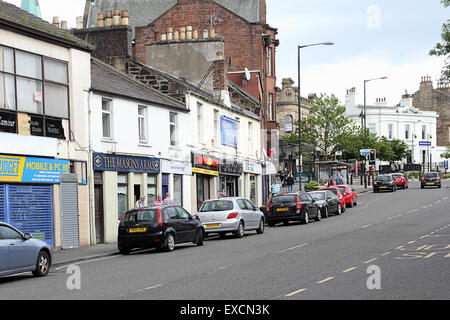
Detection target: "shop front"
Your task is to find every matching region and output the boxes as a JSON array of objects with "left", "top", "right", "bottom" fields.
[
  {"left": 92, "top": 152, "right": 160, "bottom": 243},
  {"left": 0, "top": 154, "right": 71, "bottom": 248},
  {"left": 161, "top": 159, "right": 192, "bottom": 209},
  {"left": 219, "top": 159, "right": 243, "bottom": 198},
  {"left": 243, "top": 160, "right": 263, "bottom": 206},
  {"left": 191, "top": 153, "right": 219, "bottom": 210}
]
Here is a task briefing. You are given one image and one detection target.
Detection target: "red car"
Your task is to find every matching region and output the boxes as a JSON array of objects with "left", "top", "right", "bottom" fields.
[
  {"left": 336, "top": 184, "right": 358, "bottom": 208},
  {"left": 319, "top": 187, "right": 346, "bottom": 213},
  {"left": 391, "top": 173, "right": 408, "bottom": 189}
]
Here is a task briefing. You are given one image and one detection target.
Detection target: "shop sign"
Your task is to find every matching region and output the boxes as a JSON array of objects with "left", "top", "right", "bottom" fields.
[
  {"left": 0, "top": 154, "right": 70, "bottom": 183},
  {"left": 220, "top": 160, "right": 243, "bottom": 177},
  {"left": 93, "top": 153, "right": 160, "bottom": 173},
  {"left": 243, "top": 160, "right": 262, "bottom": 175},
  {"left": 0, "top": 111, "right": 17, "bottom": 133},
  {"left": 191, "top": 153, "right": 219, "bottom": 176},
  {"left": 161, "top": 160, "right": 192, "bottom": 175}
]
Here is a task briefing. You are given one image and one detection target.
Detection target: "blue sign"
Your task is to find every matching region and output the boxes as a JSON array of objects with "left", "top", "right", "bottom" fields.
[
  {"left": 93, "top": 153, "right": 160, "bottom": 173},
  {"left": 419, "top": 141, "right": 432, "bottom": 147},
  {"left": 445, "top": 160, "right": 448, "bottom": 170},
  {"left": 221, "top": 116, "right": 238, "bottom": 148},
  {"left": 0, "top": 154, "right": 70, "bottom": 184}
]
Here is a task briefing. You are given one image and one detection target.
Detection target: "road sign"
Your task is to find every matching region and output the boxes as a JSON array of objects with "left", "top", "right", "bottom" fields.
[
  {"left": 360, "top": 149, "right": 371, "bottom": 156},
  {"left": 419, "top": 141, "right": 432, "bottom": 147},
  {"left": 445, "top": 160, "right": 449, "bottom": 170},
  {"left": 335, "top": 151, "right": 343, "bottom": 156}
]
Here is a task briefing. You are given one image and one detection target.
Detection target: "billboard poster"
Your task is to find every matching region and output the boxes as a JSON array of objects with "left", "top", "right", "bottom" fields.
[{"left": 221, "top": 116, "right": 238, "bottom": 148}]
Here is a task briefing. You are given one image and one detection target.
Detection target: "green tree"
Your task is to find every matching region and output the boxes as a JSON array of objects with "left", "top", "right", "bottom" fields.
[
  {"left": 441, "top": 146, "right": 450, "bottom": 159},
  {"left": 430, "top": 0, "right": 450, "bottom": 82},
  {"left": 284, "top": 94, "right": 352, "bottom": 161}
]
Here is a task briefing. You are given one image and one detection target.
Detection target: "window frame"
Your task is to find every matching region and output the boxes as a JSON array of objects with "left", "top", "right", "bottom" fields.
[
  {"left": 138, "top": 105, "right": 147, "bottom": 143},
  {"left": 101, "top": 98, "right": 113, "bottom": 139},
  {"left": 169, "top": 112, "right": 178, "bottom": 147}
]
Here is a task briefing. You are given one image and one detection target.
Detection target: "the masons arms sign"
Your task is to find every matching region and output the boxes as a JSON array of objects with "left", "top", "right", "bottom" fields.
[{"left": 93, "top": 153, "right": 160, "bottom": 174}]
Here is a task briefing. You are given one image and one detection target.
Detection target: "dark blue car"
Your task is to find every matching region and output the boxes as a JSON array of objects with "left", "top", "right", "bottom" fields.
[{"left": 0, "top": 222, "right": 52, "bottom": 278}]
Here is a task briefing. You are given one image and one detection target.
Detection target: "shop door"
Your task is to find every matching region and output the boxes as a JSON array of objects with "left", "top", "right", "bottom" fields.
[
  {"left": 60, "top": 174, "right": 79, "bottom": 249},
  {"left": 162, "top": 174, "right": 169, "bottom": 200},
  {"left": 94, "top": 185, "right": 104, "bottom": 244}
]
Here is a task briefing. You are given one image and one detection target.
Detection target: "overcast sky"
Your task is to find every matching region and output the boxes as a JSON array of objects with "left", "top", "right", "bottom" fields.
[{"left": 5, "top": 0, "right": 449, "bottom": 106}]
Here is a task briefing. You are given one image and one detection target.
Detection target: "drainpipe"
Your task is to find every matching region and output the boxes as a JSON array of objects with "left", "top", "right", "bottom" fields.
[{"left": 87, "top": 89, "right": 96, "bottom": 246}]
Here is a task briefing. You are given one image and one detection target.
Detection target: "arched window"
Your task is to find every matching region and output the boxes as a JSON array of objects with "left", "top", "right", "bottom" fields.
[{"left": 285, "top": 115, "right": 293, "bottom": 132}]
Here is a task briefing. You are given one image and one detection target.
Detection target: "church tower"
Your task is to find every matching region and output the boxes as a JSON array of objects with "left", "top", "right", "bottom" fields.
[{"left": 21, "top": 0, "right": 42, "bottom": 18}]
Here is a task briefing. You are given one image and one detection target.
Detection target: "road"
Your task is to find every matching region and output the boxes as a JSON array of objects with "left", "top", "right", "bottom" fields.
[{"left": 1, "top": 180, "right": 449, "bottom": 300}]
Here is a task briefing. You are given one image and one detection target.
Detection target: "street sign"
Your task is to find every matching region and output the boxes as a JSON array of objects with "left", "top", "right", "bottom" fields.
[
  {"left": 335, "top": 151, "right": 343, "bottom": 156},
  {"left": 419, "top": 141, "right": 432, "bottom": 147},
  {"left": 360, "top": 149, "right": 371, "bottom": 156},
  {"left": 445, "top": 160, "right": 448, "bottom": 170}
]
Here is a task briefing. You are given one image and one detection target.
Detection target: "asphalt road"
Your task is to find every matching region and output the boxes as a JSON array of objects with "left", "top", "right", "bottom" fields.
[{"left": 1, "top": 180, "right": 449, "bottom": 300}]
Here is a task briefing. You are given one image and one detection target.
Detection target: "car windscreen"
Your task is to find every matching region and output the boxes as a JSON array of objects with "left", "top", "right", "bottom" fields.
[
  {"left": 376, "top": 176, "right": 391, "bottom": 181},
  {"left": 337, "top": 187, "right": 346, "bottom": 193},
  {"left": 392, "top": 174, "right": 403, "bottom": 178},
  {"left": 325, "top": 189, "right": 338, "bottom": 195},
  {"left": 199, "top": 200, "right": 234, "bottom": 212},
  {"left": 271, "top": 195, "right": 298, "bottom": 205},
  {"left": 309, "top": 192, "right": 325, "bottom": 201},
  {"left": 424, "top": 173, "right": 438, "bottom": 178},
  {"left": 123, "top": 209, "right": 158, "bottom": 223}
]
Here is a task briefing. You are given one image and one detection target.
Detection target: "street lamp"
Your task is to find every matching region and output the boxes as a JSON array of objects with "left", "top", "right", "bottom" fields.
[
  {"left": 363, "top": 76, "right": 387, "bottom": 188},
  {"left": 298, "top": 41, "right": 334, "bottom": 191}
]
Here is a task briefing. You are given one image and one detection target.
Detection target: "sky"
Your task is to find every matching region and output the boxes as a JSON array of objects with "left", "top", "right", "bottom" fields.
[{"left": 5, "top": 0, "right": 449, "bottom": 106}]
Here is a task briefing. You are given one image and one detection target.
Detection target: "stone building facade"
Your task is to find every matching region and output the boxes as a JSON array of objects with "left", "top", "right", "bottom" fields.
[{"left": 412, "top": 76, "right": 450, "bottom": 147}]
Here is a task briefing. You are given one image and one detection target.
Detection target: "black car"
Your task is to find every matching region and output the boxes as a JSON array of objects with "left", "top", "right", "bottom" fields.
[
  {"left": 373, "top": 174, "right": 397, "bottom": 192},
  {"left": 308, "top": 190, "right": 342, "bottom": 218},
  {"left": 266, "top": 191, "right": 320, "bottom": 226},
  {"left": 421, "top": 172, "right": 442, "bottom": 189},
  {"left": 118, "top": 205, "right": 205, "bottom": 254}
]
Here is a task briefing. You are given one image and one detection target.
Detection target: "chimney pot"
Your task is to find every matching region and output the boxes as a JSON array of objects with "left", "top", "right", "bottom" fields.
[
  {"left": 113, "top": 8, "right": 121, "bottom": 26},
  {"left": 76, "top": 16, "right": 83, "bottom": 29},
  {"left": 121, "top": 10, "right": 129, "bottom": 26},
  {"left": 52, "top": 16, "right": 60, "bottom": 28},
  {"left": 105, "top": 11, "right": 113, "bottom": 27},
  {"left": 98, "top": 13, "right": 105, "bottom": 27},
  {"left": 60, "top": 20, "right": 68, "bottom": 30}
]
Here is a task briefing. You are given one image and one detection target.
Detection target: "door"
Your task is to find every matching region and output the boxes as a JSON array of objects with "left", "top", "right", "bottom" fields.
[
  {"left": 0, "top": 225, "right": 35, "bottom": 271},
  {"left": 176, "top": 207, "right": 197, "bottom": 242},
  {"left": 165, "top": 207, "right": 185, "bottom": 243},
  {"left": 236, "top": 199, "right": 251, "bottom": 228},
  {"left": 60, "top": 174, "right": 80, "bottom": 249},
  {"left": 244, "top": 199, "right": 259, "bottom": 227},
  {"left": 0, "top": 229, "right": 9, "bottom": 273},
  {"left": 94, "top": 185, "right": 104, "bottom": 244}
]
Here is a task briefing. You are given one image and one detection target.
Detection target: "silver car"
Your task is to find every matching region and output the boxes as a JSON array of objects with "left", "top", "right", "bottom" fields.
[
  {"left": 0, "top": 222, "right": 52, "bottom": 278},
  {"left": 196, "top": 197, "right": 265, "bottom": 238}
]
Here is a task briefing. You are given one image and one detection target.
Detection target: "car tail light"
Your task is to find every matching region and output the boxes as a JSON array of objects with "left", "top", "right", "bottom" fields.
[
  {"left": 195, "top": 215, "right": 201, "bottom": 221},
  {"left": 157, "top": 208, "right": 163, "bottom": 227},
  {"left": 421, "top": 177, "right": 425, "bottom": 181},
  {"left": 296, "top": 196, "right": 302, "bottom": 211},
  {"left": 266, "top": 198, "right": 272, "bottom": 213},
  {"left": 390, "top": 180, "right": 394, "bottom": 184},
  {"left": 437, "top": 177, "right": 441, "bottom": 181},
  {"left": 227, "top": 212, "right": 238, "bottom": 219}
]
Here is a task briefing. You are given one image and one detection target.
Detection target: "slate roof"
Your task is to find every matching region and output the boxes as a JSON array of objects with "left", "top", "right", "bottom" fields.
[
  {"left": 91, "top": 58, "right": 187, "bottom": 111},
  {"left": 0, "top": 1, "right": 92, "bottom": 51}
]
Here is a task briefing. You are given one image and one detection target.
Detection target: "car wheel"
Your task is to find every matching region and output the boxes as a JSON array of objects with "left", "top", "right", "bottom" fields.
[
  {"left": 342, "top": 205, "right": 346, "bottom": 213},
  {"left": 195, "top": 229, "right": 204, "bottom": 246},
  {"left": 164, "top": 233, "right": 175, "bottom": 252},
  {"left": 322, "top": 206, "right": 329, "bottom": 219},
  {"left": 119, "top": 247, "right": 131, "bottom": 255},
  {"left": 303, "top": 210, "right": 309, "bottom": 224},
  {"left": 219, "top": 232, "right": 227, "bottom": 238},
  {"left": 32, "top": 250, "right": 50, "bottom": 277},
  {"left": 336, "top": 205, "right": 342, "bottom": 215},
  {"left": 354, "top": 199, "right": 357, "bottom": 206},
  {"left": 234, "top": 221, "right": 245, "bottom": 238},
  {"left": 256, "top": 218, "right": 265, "bottom": 234},
  {"left": 348, "top": 201, "right": 353, "bottom": 208},
  {"left": 268, "top": 221, "right": 276, "bottom": 227},
  {"left": 315, "top": 209, "right": 321, "bottom": 222}
]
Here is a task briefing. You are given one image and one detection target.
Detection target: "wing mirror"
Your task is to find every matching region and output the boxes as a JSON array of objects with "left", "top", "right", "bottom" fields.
[{"left": 23, "top": 233, "right": 32, "bottom": 240}]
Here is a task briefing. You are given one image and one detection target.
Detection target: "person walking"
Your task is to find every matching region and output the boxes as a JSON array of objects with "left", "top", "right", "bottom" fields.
[
  {"left": 135, "top": 195, "right": 145, "bottom": 208},
  {"left": 153, "top": 194, "right": 163, "bottom": 206},
  {"left": 327, "top": 176, "right": 335, "bottom": 187},
  {"left": 163, "top": 192, "right": 174, "bottom": 205},
  {"left": 336, "top": 174, "right": 343, "bottom": 185},
  {"left": 287, "top": 174, "right": 294, "bottom": 192}
]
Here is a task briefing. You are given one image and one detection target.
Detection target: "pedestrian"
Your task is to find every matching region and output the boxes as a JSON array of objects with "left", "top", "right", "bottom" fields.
[
  {"left": 280, "top": 171, "right": 286, "bottom": 186},
  {"left": 135, "top": 195, "right": 145, "bottom": 208},
  {"left": 271, "top": 179, "right": 281, "bottom": 196},
  {"left": 153, "top": 194, "right": 163, "bottom": 206},
  {"left": 287, "top": 174, "right": 294, "bottom": 192},
  {"left": 327, "top": 176, "right": 335, "bottom": 187},
  {"left": 163, "top": 192, "right": 174, "bottom": 205},
  {"left": 336, "top": 174, "right": 343, "bottom": 185}
]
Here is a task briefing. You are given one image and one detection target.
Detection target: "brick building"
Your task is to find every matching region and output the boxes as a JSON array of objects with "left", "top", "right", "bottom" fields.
[{"left": 412, "top": 76, "right": 450, "bottom": 147}]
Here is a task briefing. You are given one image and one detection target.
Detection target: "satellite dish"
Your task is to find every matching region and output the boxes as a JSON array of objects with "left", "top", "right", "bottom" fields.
[{"left": 244, "top": 67, "right": 251, "bottom": 81}]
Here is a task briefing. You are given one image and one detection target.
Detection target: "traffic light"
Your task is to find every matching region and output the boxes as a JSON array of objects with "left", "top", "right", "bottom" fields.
[{"left": 369, "top": 149, "right": 376, "bottom": 162}]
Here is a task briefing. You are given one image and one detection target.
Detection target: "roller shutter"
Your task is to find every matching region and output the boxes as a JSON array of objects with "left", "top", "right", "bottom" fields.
[{"left": 60, "top": 174, "right": 79, "bottom": 249}]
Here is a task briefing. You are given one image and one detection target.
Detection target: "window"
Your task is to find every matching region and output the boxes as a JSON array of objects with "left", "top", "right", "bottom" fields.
[
  {"left": 117, "top": 173, "right": 128, "bottom": 219},
  {"left": 138, "top": 106, "right": 147, "bottom": 143},
  {"left": 285, "top": 115, "right": 293, "bottom": 133},
  {"left": 0, "top": 46, "right": 69, "bottom": 138},
  {"left": 422, "top": 125, "right": 427, "bottom": 140},
  {"left": 244, "top": 199, "right": 256, "bottom": 210},
  {"left": 214, "top": 109, "right": 219, "bottom": 147},
  {"left": 0, "top": 225, "right": 23, "bottom": 240},
  {"left": 102, "top": 99, "right": 112, "bottom": 138},
  {"left": 237, "top": 199, "right": 247, "bottom": 210},
  {"left": 368, "top": 123, "right": 376, "bottom": 134},
  {"left": 197, "top": 103, "right": 203, "bottom": 144},
  {"left": 248, "top": 122, "right": 253, "bottom": 154},
  {"left": 405, "top": 124, "right": 410, "bottom": 140},
  {"left": 268, "top": 94, "right": 273, "bottom": 121},
  {"left": 165, "top": 207, "right": 179, "bottom": 219},
  {"left": 147, "top": 174, "right": 157, "bottom": 205},
  {"left": 235, "top": 117, "right": 240, "bottom": 149},
  {"left": 267, "top": 47, "right": 272, "bottom": 77},
  {"left": 388, "top": 123, "right": 393, "bottom": 140},
  {"left": 175, "top": 207, "right": 190, "bottom": 220},
  {"left": 170, "top": 112, "right": 178, "bottom": 146},
  {"left": 173, "top": 175, "right": 183, "bottom": 206}
]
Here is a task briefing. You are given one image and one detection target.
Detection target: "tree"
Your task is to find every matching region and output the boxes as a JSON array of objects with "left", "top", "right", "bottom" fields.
[
  {"left": 441, "top": 146, "right": 450, "bottom": 159},
  {"left": 389, "top": 139, "right": 410, "bottom": 162},
  {"left": 430, "top": 0, "right": 450, "bottom": 82},
  {"left": 283, "top": 94, "right": 352, "bottom": 161}
]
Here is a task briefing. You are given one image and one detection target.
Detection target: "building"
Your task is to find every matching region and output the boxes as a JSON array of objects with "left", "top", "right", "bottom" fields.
[
  {"left": 82, "top": 0, "right": 279, "bottom": 202},
  {"left": 345, "top": 87, "right": 447, "bottom": 169},
  {"left": 0, "top": 1, "right": 92, "bottom": 249},
  {"left": 412, "top": 76, "right": 450, "bottom": 147}
]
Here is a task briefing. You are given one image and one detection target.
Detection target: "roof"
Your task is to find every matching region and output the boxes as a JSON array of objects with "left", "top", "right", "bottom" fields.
[
  {"left": 90, "top": 58, "right": 187, "bottom": 111},
  {"left": 85, "top": 0, "right": 263, "bottom": 38},
  {"left": 0, "top": 1, "right": 92, "bottom": 51}
]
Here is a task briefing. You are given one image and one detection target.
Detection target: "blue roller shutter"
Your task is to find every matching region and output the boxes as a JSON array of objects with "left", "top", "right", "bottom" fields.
[{"left": 0, "top": 185, "right": 5, "bottom": 222}]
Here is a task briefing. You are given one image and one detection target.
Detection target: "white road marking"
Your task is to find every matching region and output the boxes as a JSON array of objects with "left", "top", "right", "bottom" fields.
[
  {"left": 279, "top": 243, "right": 309, "bottom": 253},
  {"left": 342, "top": 267, "right": 357, "bottom": 273},
  {"left": 54, "top": 256, "right": 118, "bottom": 271},
  {"left": 387, "top": 214, "right": 402, "bottom": 221},
  {"left": 407, "top": 209, "right": 419, "bottom": 214},
  {"left": 381, "top": 252, "right": 392, "bottom": 256},
  {"left": 361, "top": 224, "right": 372, "bottom": 229},
  {"left": 285, "top": 288, "right": 307, "bottom": 297},
  {"left": 422, "top": 204, "right": 432, "bottom": 209},
  {"left": 407, "top": 241, "right": 416, "bottom": 244},
  {"left": 363, "top": 258, "right": 378, "bottom": 264},
  {"left": 137, "top": 284, "right": 163, "bottom": 293},
  {"left": 317, "top": 277, "right": 335, "bottom": 284}
]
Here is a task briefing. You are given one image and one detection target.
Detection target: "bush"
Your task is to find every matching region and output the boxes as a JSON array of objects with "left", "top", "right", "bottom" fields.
[
  {"left": 443, "top": 173, "right": 450, "bottom": 179},
  {"left": 406, "top": 171, "right": 421, "bottom": 180},
  {"left": 304, "top": 180, "right": 318, "bottom": 190}
]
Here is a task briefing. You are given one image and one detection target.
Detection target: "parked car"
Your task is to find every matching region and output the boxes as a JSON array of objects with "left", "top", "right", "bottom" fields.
[
  {"left": 392, "top": 173, "right": 409, "bottom": 189},
  {"left": 196, "top": 198, "right": 265, "bottom": 238},
  {"left": 308, "top": 190, "right": 342, "bottom": 217},
  {"left": 118, "top": 205, "right": 205, "bottom": 254},
  {"left": 0, "top": 222, "right": 52, "bottom": 278},
  {"left": 266, "top": 191, "right": 320, "bottom": 226},
  {"left": 336, "top": 184, "right": 358, "bottom": 208},
  {"left": 319, "top": 187, "right": 346, "bottom": 213},
  {"left": 421, "top": 172, "right": 442, "bottom": 189},
  {"left": 373, "top": 174, "right": 397, "bottom": 192}
]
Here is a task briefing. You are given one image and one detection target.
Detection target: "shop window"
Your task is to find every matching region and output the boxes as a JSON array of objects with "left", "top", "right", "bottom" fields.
[
  {"left": 117, "top": 173, "right": 128, "bottom": 219},
  {"left": 173, "top": 174, "right": 183, "bottom": 206},
  {"left": 147, "top": 174, "right": 157, "bottom": 204},
  {"left": 70, "top": 161, "right": 87, "bottom": 184}
]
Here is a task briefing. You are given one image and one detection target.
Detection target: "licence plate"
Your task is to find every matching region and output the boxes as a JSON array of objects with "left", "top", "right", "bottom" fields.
[
  {"left": 129, "top": 228, "right": 147, "bottom": 233},
  {"left": 380, "top": 186, "right": 388, "bottom": 189},
  {"left": 205, "top": 224, "right": 221, "bottom": 228},
  {"left": 427, "top": 183, "right": 435, "bottom": 185},
  {"left": 276, "top": 208, "right": 289, "bottom": 212}
]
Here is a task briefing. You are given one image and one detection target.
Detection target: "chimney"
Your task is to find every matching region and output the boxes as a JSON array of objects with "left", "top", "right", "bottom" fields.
[
  {"left": 213, "top": 50, "right": 229, "bottom": 101},
  {"left": 52, "top": 16, "right": 60, "bottom": 28},
  {"left": 375, "top": 97, "right": 387, "bottom": 106},
  {"left": 60, "top": 20, "right": 68, "bottom": 30},
  {"left": 76, "top": 16, "right": 83, "bottom": 29},
  {"left": 113, "top": 8, "right": 120, "bottom": 26},
  {"left": 104, "top": 11, "right": 112, "bottom": 27},
  {"left": 345, "top": 86, "right": 357, "bottom": 116},
  {"left": 400, "top": 90, "right": 413, "bottom": 108},
  {"left": 98, "top": 13, "right": 104, "bottom": 27},
  {"left": 121, "top": 10, "right": 129, "bottom": 26}
]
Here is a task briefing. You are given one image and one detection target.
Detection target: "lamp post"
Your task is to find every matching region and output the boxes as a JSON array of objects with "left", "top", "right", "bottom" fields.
[
  {"left": 298, "top": 41, "right": 334, "bottom": 191},
  {"left": 363, "top": 76, "right": 387, "bottom": 188}
]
